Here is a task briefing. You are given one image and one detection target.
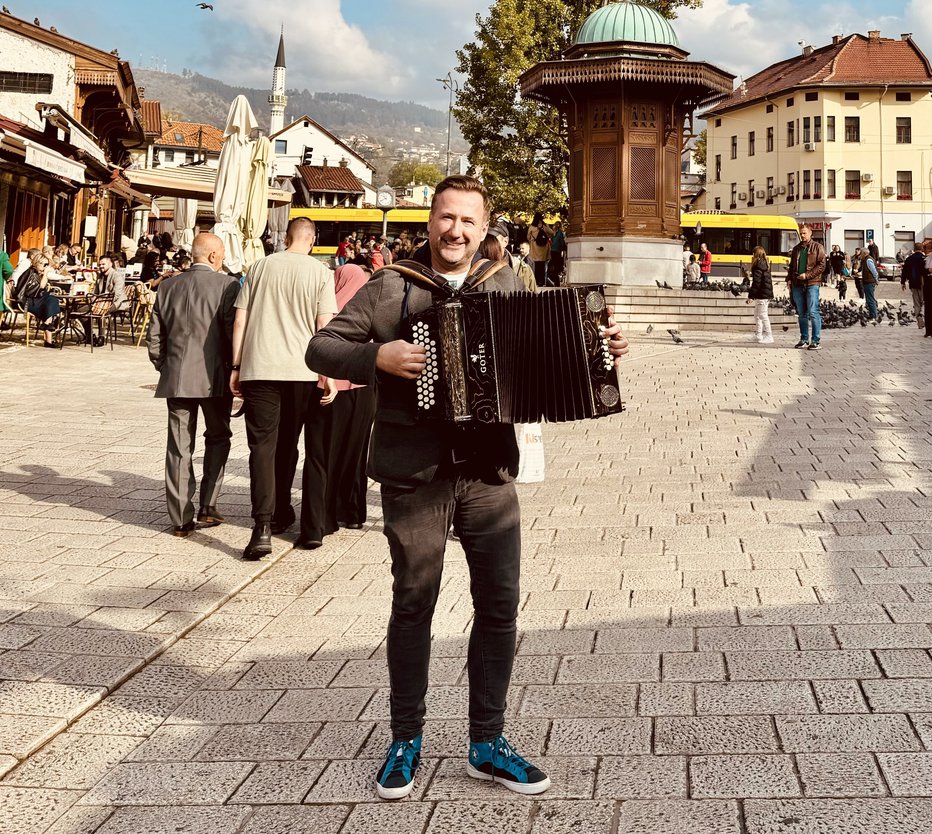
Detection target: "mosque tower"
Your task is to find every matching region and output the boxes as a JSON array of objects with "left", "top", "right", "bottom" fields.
[{"left": 268, "top": 31, "right": 287, "bottom": 135}]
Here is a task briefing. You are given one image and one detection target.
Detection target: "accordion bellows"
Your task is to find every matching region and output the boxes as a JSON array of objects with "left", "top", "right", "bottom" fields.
[{"left": 407, "top": 285, "right": 624, "bottom": 424}]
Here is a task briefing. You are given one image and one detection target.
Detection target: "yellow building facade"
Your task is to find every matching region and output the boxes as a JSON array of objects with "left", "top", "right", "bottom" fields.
[{"left": 703, "top": 32, "right": 932, "bottom": 259}]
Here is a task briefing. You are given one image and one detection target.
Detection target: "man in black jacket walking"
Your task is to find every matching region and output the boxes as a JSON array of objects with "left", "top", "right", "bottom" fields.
[{"left": 901, "top": 243, "right": 926, "bottom": 328}]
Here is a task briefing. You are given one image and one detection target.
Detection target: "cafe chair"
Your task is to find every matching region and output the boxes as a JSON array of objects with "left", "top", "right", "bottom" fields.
[
  {"left": 84, "top": 292, "right": 116, "bottom": 353},
  {"left": 4, "top": 297, "right": 39, "bottom": 347}
]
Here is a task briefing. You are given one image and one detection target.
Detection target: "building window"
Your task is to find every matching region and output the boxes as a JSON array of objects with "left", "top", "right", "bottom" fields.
[
  {"left": 845, "top": 170, "right": 861, "bottom": 199},
  {"left": 714, "top": 154, "right": 721, "bottom": 182},
  {"left": 0, "top": 71, "right": 53, "bottom": 94},
  {"left": 766, "top": 103, "right": 774, "bottom": 113},
  {"left": 714, "top": 196, "right": 721, "bottom": 210},
  {"left": 766, "top": 176, "right": 774, "bottom": 203},
  {"left": 814, "top": 116, "right": 822, "bottom": 142},
  {"left": 826, "top": 116, "right": 835, "bottom": 141},
  {"left": 844, "top": 92, "right": 859, "bottom": 101},
  {"left": 788, "top": 172, "right": 796, "bottom": 200},
  {"left": 802, "top": 170, "right": 811, "bottom": 199},
  {"left": 748, "top": 179, "right": 755, "bottom": 206},
  {"left": 275, "top": 139, "right": 288, "bottom": 154},
  {"left": 787, "top": 121, "right": 795, "bottom": 147},
  {"left": 786, "top": 96, "right": 794, "bottom": 107},
  {"left": 730, "top": 182, "right": 737, "bottom": 208},
  {"left": 896, "top": 92, "right": 911, "bottom": 102},
  {"left": 814, "top": 170, "right": 822, "bottom": 198},
  {"left": 730, "top": 135, "right": 737, "bottom": 159},
  {"left": 748, "top": 131, "right": 755, "bottom": 156},
  {"left": 185, "top": 150, "right": 194, "bottom": 164},
  {"left": 715, "top": 118, "right": 722, "bottom": 127},
  {"left": 805, "top": 91, "right": 818, "bottom": 101},
  {"left": 897, "top": 170, "right": 913, "bottom": 200},
  {"left": 163, "top": 149, "right": 175, "bottom": 162},
  {"left": 766, "top": 126, "right": 774, "bottom": 152},
  {"left": 827, "top": 168, "right": 836, "bottom": 198},
  {"left": 844, "top": 116, "right": 860, "bottom": 142},
  {"left": 803, "top": 117, "right": 811, "bottom": 144},
  {"left": 896, "top": 117, "right": 911, "bottom": 144}
]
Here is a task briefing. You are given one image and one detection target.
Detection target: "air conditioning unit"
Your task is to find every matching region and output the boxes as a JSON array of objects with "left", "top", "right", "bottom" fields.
[
  {"left": 803, "top": 142, "right": 816, "bottom": 151},
  {"left": 862, "top": 172, "right": 874, "bottom": 182},
  {"left": 776, "top": 185, "right": 787, "bottom": 194},
  {"left": 883, "top": 185, "right": 896, "bottom": 196},
  {"left": 756, "top": 190, "right": 766, "bottom": 199},
  {"left": 738, "top": 192, "right": 748, "bottom": 201}
]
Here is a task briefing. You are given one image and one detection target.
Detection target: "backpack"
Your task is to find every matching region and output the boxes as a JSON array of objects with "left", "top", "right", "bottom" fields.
[{"left": 534, "top": 227, "right": 548, "bottom": 246}]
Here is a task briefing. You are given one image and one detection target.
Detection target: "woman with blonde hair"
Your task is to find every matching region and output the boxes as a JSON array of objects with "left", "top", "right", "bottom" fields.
[{"left": 746, "top": 245, "right": 773, "bottom": 344}]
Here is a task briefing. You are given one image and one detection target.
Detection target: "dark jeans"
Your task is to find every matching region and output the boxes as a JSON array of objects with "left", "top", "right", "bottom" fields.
[
  {"left": 242, "top": 380, "right": 326, "bottom": 538},
  {"left": 381, "top": 473, "right": 521, "bottom": 742},
  {"left": 533, "top": 260, "right": 549, "bottom": 288}
]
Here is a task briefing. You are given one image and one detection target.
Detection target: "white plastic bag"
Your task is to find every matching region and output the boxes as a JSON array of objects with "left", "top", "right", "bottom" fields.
[{"left": 515, "top": 422, "right": 545, "bottom": 483}]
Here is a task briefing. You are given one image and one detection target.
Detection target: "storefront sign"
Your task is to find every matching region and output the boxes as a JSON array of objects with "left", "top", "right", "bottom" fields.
[
  {"left": 67, "top": 128, "right": 107, "bottom": 166},
  {"left": 24, "top": 143, "right": 85, "bottom": 184},
  {"left": 807, "top": 222, "right": 832, "bottom": 231}
]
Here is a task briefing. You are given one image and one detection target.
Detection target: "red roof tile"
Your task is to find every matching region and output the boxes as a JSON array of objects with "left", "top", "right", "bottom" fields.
[
  {"left": 296, "top": 165, "right": 363, "bottom": 194},
  {"left": 139, "top": 101, "right": 162, "bottom": 136},
  {"left": 156, "top": 120, "right": 224, "bottom": 153},
  {"left": 705, "top": 34, "right": 932, "bottom": 115}
]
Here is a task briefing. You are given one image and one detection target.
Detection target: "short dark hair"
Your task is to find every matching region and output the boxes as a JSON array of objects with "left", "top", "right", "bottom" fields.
[
  {"left": 430, "top": 175, "right": 491, "bottom": 218},
  {"left": 287, "top": 216, "right": 316, "bottom": 238}
]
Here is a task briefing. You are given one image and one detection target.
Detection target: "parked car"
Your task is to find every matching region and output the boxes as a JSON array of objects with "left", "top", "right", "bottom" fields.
[{"left": 875, "top": 257, "right": 902, "bottom": 280}]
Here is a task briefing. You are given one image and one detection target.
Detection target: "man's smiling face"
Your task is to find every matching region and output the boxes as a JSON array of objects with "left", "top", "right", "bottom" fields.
[{"left": 427, "top": 189, "right": 489, "bottom": 274}]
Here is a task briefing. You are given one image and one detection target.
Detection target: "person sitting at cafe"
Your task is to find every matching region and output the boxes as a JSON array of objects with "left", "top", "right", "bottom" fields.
[
  {"left": 141, "top": 250, "right": 164, "bottom": 287},
  {"left": 15, "top": 251, "right": 61, "bottom": 347}
]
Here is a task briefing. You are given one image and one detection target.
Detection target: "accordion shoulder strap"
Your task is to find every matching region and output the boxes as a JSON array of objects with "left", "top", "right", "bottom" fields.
[
  {"left": 462, "top": 258, "right": 507, "bottom": 292},
  {"left": 374, "top": 260, "right": 453, "bottom": 298}
]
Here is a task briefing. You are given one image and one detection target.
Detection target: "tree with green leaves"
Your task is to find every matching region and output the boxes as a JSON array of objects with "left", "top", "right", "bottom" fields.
[
  {"left": 454, "top": 0, "right": 702, "bottom": 216},
  {"left": 692, "top": 127, "right": 707, "bottom": 182},
  {"left": 388, "top": 160, "right": 444, "bottom": 188}
]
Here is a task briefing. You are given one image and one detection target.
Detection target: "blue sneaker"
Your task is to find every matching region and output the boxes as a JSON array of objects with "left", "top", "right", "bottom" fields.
[
  {"left": 375, "top": 736, "right": 421, "bottom": 800},
  {"left": 467, "top": 735, "right": 551, "bottom": 795}
]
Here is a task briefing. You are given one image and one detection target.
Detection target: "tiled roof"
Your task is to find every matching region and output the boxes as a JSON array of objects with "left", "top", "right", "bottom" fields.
[
  {"left": 296, "top": 165, "right": 363, "bottom": 194},
  {"left": 705, "top": 33, "right": 932, "bottom": 115},
  {"left": 156, "top": 120, "right": 224, "bottom": 153},
  {"left": 139, "top": 101, "right": 162, "bottom": 136}
]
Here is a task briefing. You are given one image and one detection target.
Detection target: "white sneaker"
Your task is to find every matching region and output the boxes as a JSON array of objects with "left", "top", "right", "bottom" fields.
[
  {"left": 749, "top": 334, "right": 762, "bottom": 343},
  {"left": 760, "top": 336, "right": 774, "bottom": 344}
]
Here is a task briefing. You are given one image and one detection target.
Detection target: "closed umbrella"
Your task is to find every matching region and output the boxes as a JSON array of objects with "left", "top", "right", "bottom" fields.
[
  {"left": 268, "top": 178, "right": 294, "bottom": 252},
  {"left": 212, "top": 95, "right": 257, "bottom": 274},
  {"left": 241, "top": 136, "right": 271, "bottom": 268},
  {"left": 172, "top": 197, "right": 198, "bottom": 249}
]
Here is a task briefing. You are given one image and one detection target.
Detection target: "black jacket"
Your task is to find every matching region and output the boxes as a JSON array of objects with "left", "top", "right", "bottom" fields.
[
  {"left": 902, "top": 251, "right": 926, "bottom": 290},
  {"left": 748, "top": 259, "right": 773, "bottom": 300}
]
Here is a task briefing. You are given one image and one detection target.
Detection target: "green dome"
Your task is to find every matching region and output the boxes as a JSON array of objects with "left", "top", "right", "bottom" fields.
[{"left": 575, "top": 1, "right": 679, "bottom": 48}]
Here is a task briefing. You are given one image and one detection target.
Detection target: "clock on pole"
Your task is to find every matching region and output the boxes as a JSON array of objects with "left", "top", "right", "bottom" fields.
[{"left": 376, "top": 186, "right": 395, "bottom": 238}]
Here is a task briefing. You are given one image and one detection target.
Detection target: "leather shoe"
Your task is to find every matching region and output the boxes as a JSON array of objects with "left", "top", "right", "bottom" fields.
[
  {"left": 293, "top": 537, "right": 323, "bottom": 550},
  {"left": 197, "top": 506, "right": 224, "bottom": 526},
  {"left": 344, "top": 522, "right": 363, "bottom": 530},
  {"left": 270, "top": 507, "right": 296, "bottom": 535},
  {"left": 242, "top": 523, "right": 272, "bottom": 560},
  {"left": 172, "top": 522, "right": 195, "bottom": 538}
]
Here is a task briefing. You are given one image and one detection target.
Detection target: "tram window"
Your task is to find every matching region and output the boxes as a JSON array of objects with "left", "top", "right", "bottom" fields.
[{"left": 314, "top": 222, "right": 340, "bottom": 249}]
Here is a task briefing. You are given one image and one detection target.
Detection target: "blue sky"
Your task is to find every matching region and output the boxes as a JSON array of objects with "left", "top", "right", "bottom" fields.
[{"left": 26, "top": 0, "right": 932, "bottom": 110}]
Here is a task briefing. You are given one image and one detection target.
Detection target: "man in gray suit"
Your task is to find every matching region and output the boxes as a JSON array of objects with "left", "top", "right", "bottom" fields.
[{"left": 147, "top": 233, "right": 239, "bottom": 537}]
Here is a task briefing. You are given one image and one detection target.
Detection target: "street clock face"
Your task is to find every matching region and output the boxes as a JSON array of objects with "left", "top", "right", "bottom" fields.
[{"left": 377, "top": 191, "right": 393, "bottom": 207}]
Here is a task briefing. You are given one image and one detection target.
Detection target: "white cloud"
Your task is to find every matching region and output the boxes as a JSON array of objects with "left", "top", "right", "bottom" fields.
[{"left": 905, "top": 0, "right": 932, "bottom": 52}]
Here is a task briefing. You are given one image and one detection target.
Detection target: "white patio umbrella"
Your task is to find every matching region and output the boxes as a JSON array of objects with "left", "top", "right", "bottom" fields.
[
  {"left": 267, "top": 178, "right": 295, "bottom": 252},
  {"left": 172, "top": 197, "right": 198, "bottom": 249},
  {"left": 212, "top": 95, "right": 258, "bottom": 274},
  {"left": 241, "top": 136, "right": 271, "bottom": 268}
]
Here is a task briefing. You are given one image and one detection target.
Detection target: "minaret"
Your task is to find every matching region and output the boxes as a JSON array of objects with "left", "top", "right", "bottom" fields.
[{"left": 268, "top": 30, "right": 287, "bottom": 136}]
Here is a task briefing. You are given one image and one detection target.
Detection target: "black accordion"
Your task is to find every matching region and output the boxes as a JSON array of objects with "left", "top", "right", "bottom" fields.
[{"left": 405, "top": 285, "right": 624, "bottom": 424}]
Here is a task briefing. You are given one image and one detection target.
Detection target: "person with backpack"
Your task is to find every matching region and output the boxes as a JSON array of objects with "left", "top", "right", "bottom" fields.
[
  {"left": 527, "top": 211, "right": 553, "bottom": 288},
  {"left": 745, "top": 246, "right": 774, "bottom": 344}
]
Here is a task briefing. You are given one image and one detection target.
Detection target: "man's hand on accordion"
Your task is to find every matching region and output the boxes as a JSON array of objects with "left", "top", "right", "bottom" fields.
[
  {"left": 604, "top": 306, "right": 630, "bottom": 366},
  {"left": 377, "top": 340, "right": 428, "bottom": 379}
]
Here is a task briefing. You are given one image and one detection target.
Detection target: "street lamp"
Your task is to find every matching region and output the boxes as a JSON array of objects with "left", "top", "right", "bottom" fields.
[{"left": 436, "top": 72, "right": 459, "bottom": 177}]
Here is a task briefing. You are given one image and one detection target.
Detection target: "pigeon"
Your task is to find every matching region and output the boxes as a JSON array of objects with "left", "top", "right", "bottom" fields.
[
  {"left": 33, "top": 16, "right": 39, "bottom": 25},
  {"left": 49, "top": 25, "right": 57, "bottom": 32},
  {"left": 662, "top": 281, "right": 673, "bottom": 290},
  {"left": 646, "top": 324, "right": 653, "bottom": 334},
  {"left": 656, "top": 280, "right": 663, "bottom": 289},
  {"left": 2, "top": 8, "right": 10, "bottom": 14},
  {"left": 668, "top": 329, "right": 680, "bottom": 335},
  {"left": 782, "top": 325, "right": 789, "bottom": 332},
  {"left": 668, "top": 330, "right": 684, "bottom": 344},
  {"left": 889, "top": 319, "right": 895, "bottom": 326},
  {"left": 730, "top": 286, "right": 741, "bottom": 297},
  {"left": 860, "top": 319, "right": 867, "bottom": 327},
  {"left": 196, "top": 2, "right": 214, "bottom": 8}
]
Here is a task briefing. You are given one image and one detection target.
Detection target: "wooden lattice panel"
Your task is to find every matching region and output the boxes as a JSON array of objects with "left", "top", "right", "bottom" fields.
[
  {"left": 590, "top": 145, "right": 617, "bottom": 202},
  {"left": 629, "top": 103, "right": 656, "bottom": 129},
  {"left": 591, "top": 102, "right": 617, "bottom": 130},
  {"left": 629, "top": 146, "right": 656, "bottom": 202},
  {"left": 571, "top": 148, "right": 583, "bottom": 203}
]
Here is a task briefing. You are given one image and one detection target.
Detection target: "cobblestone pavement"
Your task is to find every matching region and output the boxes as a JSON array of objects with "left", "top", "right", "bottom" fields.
[{"left": 1, "top": 310, "right": 931, "bottom": 833}]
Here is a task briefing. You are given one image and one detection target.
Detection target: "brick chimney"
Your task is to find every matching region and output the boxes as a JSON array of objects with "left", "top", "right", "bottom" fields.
[
  {"left": 868, "top": 30, "right": 880, "bottom": 43},
  {"left": 901, "top": 33, "right": 912, "bottom": 41},
  {"left": 831, "top": 35, "right": 842, "bottom": 45}
]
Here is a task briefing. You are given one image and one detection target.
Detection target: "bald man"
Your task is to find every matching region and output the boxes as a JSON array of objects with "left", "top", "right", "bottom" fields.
[{"left": 147, "top": 233, "right": 241, "bottom": 537}]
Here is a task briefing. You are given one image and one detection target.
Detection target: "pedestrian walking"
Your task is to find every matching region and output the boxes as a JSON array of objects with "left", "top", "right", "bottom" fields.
[
  {"left": 787, "top": 223, "right": 827, "bottom": 350},
  {"left": 527, "top": 212, "right": 553, "bottom": 288},
  {"left": 868, "top": 238, "right": 880, "bottom": 262},
  {"left": 230, "top": 217, "right": 339, "bottom": 560},
  {"left": 307, "top": 174, "right": 631, "bottom": 801},
  {"left": 745, "top": 246, "right": 773, "bottom": 344},
  {"left": 699, "top": 242, "right": 712, "bottom": 285},
  {"left": 862, "top": 251, "right": 880, "bottom": 321},
  {"left": 924, "top": 241, "right": 932, "bottom": 338},
  {"left": 548, "top": 221, "right": 566, "bottom": 285},
  {"left": 851, "top": 248, "right": 865, "bottom": 299},
  {"left": 146, "top": 233, "right": 239, "bottom": 537},
  {"left": 901, "top": 243, "right": 925, "bottom": 328},
  {"left": 837, "top": 274, "right": 847, "bottom": 301}
]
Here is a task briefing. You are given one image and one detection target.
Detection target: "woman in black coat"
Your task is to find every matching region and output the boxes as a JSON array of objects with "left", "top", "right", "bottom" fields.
[{"left": 746, "top": 246, "right": 774, "bottom": 344}]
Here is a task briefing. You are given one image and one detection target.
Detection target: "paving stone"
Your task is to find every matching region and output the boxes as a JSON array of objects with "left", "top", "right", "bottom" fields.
[
  {"left": 695, "top": 681, "right": 817, "bottom": 715},
  {"left": 744, "top": 799, "right": 932, "bottom": 834},
  {"left": 878, "top": 649, "right": 932, "bottom": 680},
  {"left": 594, "top": 755, "right": 687, "bottom": 798},
  {"left": 519, "top": 684, "right": 637, "bottom": 717},
  {"left": 863, "top": 679, "right": 932, "bottom": 712},
  {"left": 696, "top": 627, "right": 796, "bottom": 652},
  {"left": 530, "top": 800, "right": 615, "bottom": 834},
  {"left": 835, "top": 624, "right": 932, "bottom": 649},
  {"left": 116, "top": 664, "right": 213, "bottom": 698},
  {"left": 556, "top": 654, "right": 659, "bottom": 684},
  {"left": 690, "top": 755, "right": 800, "bottom": 798},
  {"left": 796, "top": 752, "right": 887, "bottom": 797},
  {"left": 5, "top": 732, "right": 141, "bottom": 789},
  {"left": 662, "top": 652, "right": 725, "bottom": 682},
  {"left": 811, "top": 680, "right": 869, "bottom": 714},
  {"left": 777, "top": 714, "right": 921, "bottom": 752},
  {"left": 594, "top": 627, "right": 692, "bottom": 653},
  {"left": 95, "top": 806, "right": 251, "bottom": 834},
  {"left": 69, "top": 696, "right": 183, "bottom": 736},
  {"left": 78, "top": 761, "right": 252, "bottom": 805},
  {"left": 739, "top": 603, "right": 889, "bottom": 626},
  {"left": 238, "top": 805, "right": 349, "bottom": 833},
  {"left": 424, "top": 800, "right": 531, "bottom": 834},
  {"left": 877, "top": 753, "right": 932, "bottom": 796},
  {"left": 726, "top": 650, "right": 880, "bottom": 680},
  {"left": 43, "top": 654, "right": 144, "bottom": 687},
  {"left": 42, "top": 805, "right": 115, "bottom": 834},
  {"left": 0, "top": 786, "right": 80, "bottom": 834},
  {"left": 229, "top": 760, "right": 328, "bottom": 803},
  {"left": 0, "top": 650, "right": 67, "bottom": 681},
  {"left": 124, "top": 725, "right": 218, "bottom": 762},
  {"left": 655, "top": 716, "right": 778, "bottom": 755},
  {"left": 614, "top": 799, "right": 740, "bottom": 834},
  {"left": 301, "top": 721, "right": 375, "bottom": 760},
  {"left": 233, "top": 660, "right": 344, "bottom": 689},
  {"left": 165, "top": 689, "right": 282, "bottom": 725},
  {"left": 517, "top": 630, "right": 594, "bottom": 655},
  {"left": 341, "top": 802, "right": 433, "bottom": 834},
  {"left": 305, "top": 757, "right": 437, "bottom": 803},
  {"left": 0, "top": 713, "right": 65, "bottom": 758},
  {"left": 0, "top": 680, "right": 104, "bottom": 718},
  {"left": 425, "top": 755, "right": 595, "bottom": 800},
  {"left": 265, "top": 688, "right": 375, "bottom": 723}
]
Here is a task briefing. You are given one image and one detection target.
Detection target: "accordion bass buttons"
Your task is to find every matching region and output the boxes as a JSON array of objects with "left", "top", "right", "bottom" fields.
[{"left": 586, "top": 291, "right": 606, "bottom": 313}]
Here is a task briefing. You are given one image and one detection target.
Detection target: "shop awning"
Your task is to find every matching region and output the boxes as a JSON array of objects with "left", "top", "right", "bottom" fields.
[
  {"left": 125, "top": 165, "right": 293, "bottom": 204},
  {"left": 101, "top": 171, "right": 151, "bottom": 208},
  {"left": 0, "top": 128, "right": 87, "bottom": 185}
]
